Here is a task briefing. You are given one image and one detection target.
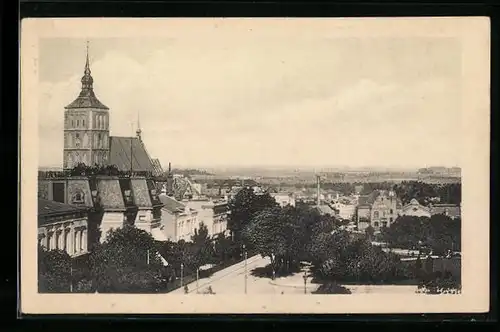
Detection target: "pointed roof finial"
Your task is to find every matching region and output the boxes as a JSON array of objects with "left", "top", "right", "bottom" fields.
[
  {"left": 136, "top": 110, "right": 142, "bottom": 140},
  {"left": 85, "top": 40, "right": 91, "bottom": 74}
]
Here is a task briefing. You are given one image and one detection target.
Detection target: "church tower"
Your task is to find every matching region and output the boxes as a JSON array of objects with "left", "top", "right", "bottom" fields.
[{"left": 63, "top": 42, "right": 110, "bottom": 169}]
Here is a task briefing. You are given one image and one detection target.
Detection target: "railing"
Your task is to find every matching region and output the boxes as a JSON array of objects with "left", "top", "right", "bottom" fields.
[{"left": 39, "top": 170, "right": 155, "bottom": 179}]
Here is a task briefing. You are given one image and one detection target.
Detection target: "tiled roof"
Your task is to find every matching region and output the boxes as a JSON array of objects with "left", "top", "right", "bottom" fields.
[
  {"left": 131, "top": 178, "right": 152, "bottom": 208},
  {"left": 316, "top": 204, "right": 336, "bottom": 216},
  {"left": 430, "top": 204, "right": 461, "bottom": 218},
  {"left": 38, "top": 199, "right": 88, "bottom": 227},
  {"left": 108, "top": 136, "right": 154, "bottom": 173},
  {"left": 96, "top": 178, "right": 125, "bottom": 210},
  {"left": 65, "top": 89, "right": 109, "bottom": 110},
  {"left": 358, "top": 191, "right": 380, "bottom": 205},
  {"left": 159, "top": 194, "right": 186, "bottom": 214}
]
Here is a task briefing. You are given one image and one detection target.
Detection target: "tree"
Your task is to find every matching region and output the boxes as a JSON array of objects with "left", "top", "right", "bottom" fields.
[
  {"left": 242, "top": 206, "right": 287, "bottom": 277},
  {"left": 365, "top": 225, "right": 375, "bottom": 241},
  {"left": 227, "top": 187, "right": 277, "bottom": 247},
  {"left": 38, "top": 246, "right": 72, "bottom": 293},
  {"left": 89, "top": 225, "right": 165, "bottom": 293},
  {"left": 191, "top": 222, "right": 215, "bottom": 267}
]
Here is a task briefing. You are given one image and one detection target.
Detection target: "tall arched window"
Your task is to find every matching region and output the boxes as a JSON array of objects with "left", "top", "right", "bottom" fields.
[
  {"left": 98, "top": 133, "right": 102, "bottom": 148},
  {"left": 82, "top": 119, "right": 85, "bottom": 127},
  {"left": 75, "top": 133, "right": 81, "bottom": 148},
  {"left": 77, "top": 119, "right": 80, "bottom": 127}
]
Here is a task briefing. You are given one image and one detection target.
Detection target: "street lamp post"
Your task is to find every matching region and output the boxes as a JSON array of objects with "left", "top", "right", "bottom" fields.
[
  {"left": 243, "top": 244, "right": 247, "bottom": 294},
  {"left": 180, "top": 263, "right": 184, "bottom": 288},
  {"left": 196, "top": 267, "right": 200, "bottom": 294},
  {"left": 303, "top": 271, "right": 307, "bottom": 294}
]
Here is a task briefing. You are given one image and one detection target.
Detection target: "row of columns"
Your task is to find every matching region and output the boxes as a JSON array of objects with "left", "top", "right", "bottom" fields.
[{"left": 39, "top": 225, "right": 87, "bottom": 256}]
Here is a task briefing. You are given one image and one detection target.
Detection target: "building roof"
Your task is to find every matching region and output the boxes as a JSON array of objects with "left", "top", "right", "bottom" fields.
[
  {"left": 65, "top": 89, "right": 109, "bottom": 110},
  {"left": 159, "top": 194, "right": 187, "bottom": 214},
  {"left": 38, "top": 199, "right": 88, "bottom": 227},
  {"left": 96, "top": 178, "right": 125, "bottom": 210},
  {"left": 315, "top": 204, "right": 336, "bottom": 216},
  {"left": 430, "top": 204, "right": 461, "bottom": 218},
  {"left": 108, "top": 136, "right": 155, "bottom": 173},
  {"left": 65, "top": 49, "right": 109, "bottom": 110},
  {"left": 358, "top": 191, "right": 380, "bottom": 206}
]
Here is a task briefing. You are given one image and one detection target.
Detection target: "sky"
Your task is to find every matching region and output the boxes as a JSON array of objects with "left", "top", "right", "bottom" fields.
[{"left": 38, "top": 30, "right": 462, "bottom": 170}]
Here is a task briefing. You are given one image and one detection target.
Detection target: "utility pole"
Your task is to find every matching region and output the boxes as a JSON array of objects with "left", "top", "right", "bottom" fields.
[
  {"left": 130, "top": 123, "right": 134, "bottom": 174},
  {"left": 180, "top": 263, "right": 184, "bottom": 288},
  {"left": 196, "top": 267, "right": 200, "bottom": 294},
  {"left": 243, "top": 244, "right": 247, "bottom": 294},
  {"left": 70, "top": 265, "right": 73, "bottom": 293}
]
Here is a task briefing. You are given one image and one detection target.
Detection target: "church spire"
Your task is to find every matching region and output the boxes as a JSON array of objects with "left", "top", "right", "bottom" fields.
[
  {"left": 136, "top": 110, "right": 142, "bottom": 141},
  {"left": 80, "top": 40, "right": 94, "bottom": 93}
]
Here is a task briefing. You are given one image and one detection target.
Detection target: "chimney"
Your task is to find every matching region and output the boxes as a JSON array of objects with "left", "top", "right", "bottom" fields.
[{"left": 316, "top": 175, "right": 321, "bottom": 207}]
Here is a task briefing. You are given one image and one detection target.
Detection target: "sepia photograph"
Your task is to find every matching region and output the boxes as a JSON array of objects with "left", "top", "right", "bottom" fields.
[{"left": 20, "top": 18, "right": 490, "bottom": 314}]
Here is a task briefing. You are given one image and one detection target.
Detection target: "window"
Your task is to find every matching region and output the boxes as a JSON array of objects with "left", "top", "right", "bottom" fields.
[
  {"left": 75, "top": 133, "right": 81, "bottom": 148},
  {"left": 55, "top": 232, "right": 60, "bottom": 250},
  {"left": 374, "top": 222, "right": 379, "bottom": 227},
  {"left": 47, "top": 233, "right": 53, "bottom": 250},
  {"left": 390, "top": 209, "right": 393, "bottom": 214},
  {"left": 64, "top": 231, "right": 69, "bottom": 251},
  {"left": 382, "top": 222, "right": 387, "bottom": 227},
  {"left": 74, "top": 231, "right": 78, "bottom": 253},
  {"left": 71, "top": 120, "right": 74, "bottom": 127},
  {"left": 79, "top": 231, "right": 84, "bottom": 251},
  {"left": 389, "top": 217, "right": 393, "bottom": 222},
  {"left": 82, "top": 119, "right": 85, "bottom": 127},
  {"left": 373, "top": 211, "right": 379, "bottom": 218},
  {"left": 98, "top": 133, "right": 102, "bottom": 148},
  {"left": 77, "top": 119, "right": 80, "bottom": 127}
]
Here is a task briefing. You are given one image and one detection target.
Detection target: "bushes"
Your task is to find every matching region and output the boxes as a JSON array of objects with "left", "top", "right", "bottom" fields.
[{"left": 312, "top": 283, "right": 351, "bottom": 294}]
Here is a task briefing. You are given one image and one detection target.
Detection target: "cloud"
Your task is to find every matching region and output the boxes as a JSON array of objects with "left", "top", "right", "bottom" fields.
[{"left": 38, "top": 44, "right": 461, "bottom": 169}]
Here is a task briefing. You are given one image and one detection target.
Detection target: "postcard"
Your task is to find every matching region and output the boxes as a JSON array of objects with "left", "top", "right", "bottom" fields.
[{"left": 20, "top": 17, "right": 490, "bottom": 314}]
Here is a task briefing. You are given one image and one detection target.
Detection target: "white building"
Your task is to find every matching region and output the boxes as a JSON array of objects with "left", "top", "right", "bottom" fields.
[
  {"left": 159, "top": 194, "right": 199, "bottom": 242},
  {"left": 185, "top": 199, "right": 229, "bottom": 237},
  {"left": 38, "top": 199, "right": 90, "bottom": 257},
  {"left": 271, "top": 192, "right": 296, "bottom": 208},
  {"left": 399, "top": 198, "right": 432, "bottom": 218}
]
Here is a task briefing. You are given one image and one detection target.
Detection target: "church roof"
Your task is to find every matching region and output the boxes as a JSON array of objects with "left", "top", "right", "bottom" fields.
[
  {"left": 65, "top": 89, "right": 109, "bottom": 110},
  {"left": 65, "top": 43, "right": 109, "bottom": 110},
  {"left": 108, "top": 136, "right": 155, "bottom": 173}
]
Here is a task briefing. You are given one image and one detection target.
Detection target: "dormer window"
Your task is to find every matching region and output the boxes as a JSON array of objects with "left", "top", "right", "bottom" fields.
[
  {"left": 124, "top": 190, "right": 133, "bottom": 203},
  {"left": 72, "top": 191, "right": 85, "bottom": 204}
]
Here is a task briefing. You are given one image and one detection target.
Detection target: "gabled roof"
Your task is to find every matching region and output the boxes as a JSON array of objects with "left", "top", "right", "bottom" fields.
[
  {"left": 38, "top": 199, "right": 88, "bottom": 227},
  {"left": 159, "top": 194, "right": 187, "bottom": 214},
  {"left": 430, "top": 204, "right": 461, "bottom": 218},
  {"left": 316, "top": 204, "right": 336, "bottom": 216},
  {"left": 108, "top": 136, "right": 154, "bottom": 173},
  {"left": 358, "top": 191, "right": 380, "bottom": 206}
]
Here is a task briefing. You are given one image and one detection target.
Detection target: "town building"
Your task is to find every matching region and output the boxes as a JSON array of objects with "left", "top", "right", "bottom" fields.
[
  {"left": 185, "top": 199, "right": 229, "bottom": 237},
  {"left": 399, "top": 198, "right": 432, "bottom": 218},
  {"left": 38, "top": 199, "right": 90, "bottom": 257},
  {"left": 38, "top": 42, "right": 165, "bottom": 246},
  {"left": 429, "top": 203, "right": 461, "bottom": 219},
  {"left": 270, "top": 192, "right": 296, "bottom": 208},
  {"left": 62, "top": 42, "right": 160, "bottom": 174},
  {"left": 356, "top": 190, "right": 402, "bottom": 231},
  {"left": 159, "top": 194, "right": 199, "bottom": 242},
  {"left": 330, "top": 199, "right": 356, "bottom": 221}
]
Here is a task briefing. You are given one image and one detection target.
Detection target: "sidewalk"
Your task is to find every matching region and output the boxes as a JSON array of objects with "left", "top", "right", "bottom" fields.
[{"left": 169, "top": 254, "right": 265, "bottom": 294}]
